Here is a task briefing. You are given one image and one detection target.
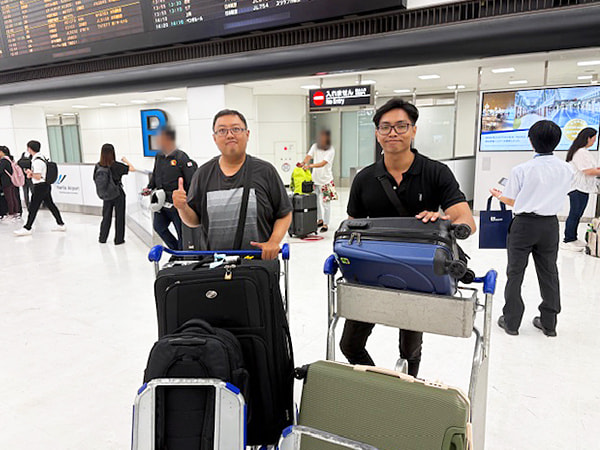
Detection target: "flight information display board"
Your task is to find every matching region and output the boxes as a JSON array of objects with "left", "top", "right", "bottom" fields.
[{"left": 0, "top": 0, "right": 403, "bottom": 71}]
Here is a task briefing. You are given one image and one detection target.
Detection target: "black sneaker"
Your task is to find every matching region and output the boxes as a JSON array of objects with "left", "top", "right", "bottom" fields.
[
  {"left": 319, "top": 226, "right": 329, "bottom": 233},
  {"left": 498, "top": 315, "right": 519, "bottom": 336},
  {"left": 533, "top": 317, "right": 557, "bottom": 337}
]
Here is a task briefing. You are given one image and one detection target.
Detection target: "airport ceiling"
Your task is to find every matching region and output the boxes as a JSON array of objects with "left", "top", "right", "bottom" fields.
[{"left": 22, "top": 48, "right": 600, "bottom": 114}]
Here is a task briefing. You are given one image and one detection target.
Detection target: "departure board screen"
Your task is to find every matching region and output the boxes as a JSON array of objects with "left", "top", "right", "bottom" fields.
[
  {"left": 0, "top": 0, "right": 403, "bottom": 71},
  {"left": 1, "top": 0, "right": 144, "bottom": 57}
]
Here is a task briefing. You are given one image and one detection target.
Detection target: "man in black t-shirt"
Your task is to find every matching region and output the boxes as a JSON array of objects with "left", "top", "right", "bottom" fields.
[
  {"left": 173, "top": 109, "right": 292, "bottom": 260},
  {"left": 342, "top": 98, "right": 476, "bottom": 377}
]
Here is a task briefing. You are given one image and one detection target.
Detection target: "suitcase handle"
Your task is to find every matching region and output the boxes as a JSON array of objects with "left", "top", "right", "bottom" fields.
[
  {"left": 148, "top": 243, "right": 290, "bottom": 262},
  {"left": 353, "top": 365, "right": 415, "bottom": 382}
]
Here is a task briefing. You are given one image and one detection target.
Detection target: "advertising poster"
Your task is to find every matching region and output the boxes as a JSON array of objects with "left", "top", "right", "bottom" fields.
[{"left": 480, "top": 86, "right": 600, "bottom": 151}]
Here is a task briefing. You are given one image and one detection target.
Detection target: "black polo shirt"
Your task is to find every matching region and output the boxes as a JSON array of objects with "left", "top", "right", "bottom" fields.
[{"left": 347, "top": 149, "right": 466, "bottom": 218}]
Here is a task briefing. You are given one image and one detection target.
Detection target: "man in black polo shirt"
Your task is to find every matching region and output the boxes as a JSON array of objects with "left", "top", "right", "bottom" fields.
[
  {"left": 144, "top": 127, "right": 197, "bottom": 250},
  {"left": 341, "top": 98, "right": 476, "bottom": 377}
]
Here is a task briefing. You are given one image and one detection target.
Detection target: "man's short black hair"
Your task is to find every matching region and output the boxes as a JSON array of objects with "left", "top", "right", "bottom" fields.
[
  {"left": 27, "top": 140, "right": 41, "bottom": 153},
  {"left": 528, "top": 120, "right": 562, "bottom": 154},
  {"left": 373, "top": 98, "right": 419, "bottom": 127},
  {"left": 160, "top": 126, "right": 176, "bottom": 142},
  {"left": 212, "top": 109, "right": 248, "bottom": 130}
]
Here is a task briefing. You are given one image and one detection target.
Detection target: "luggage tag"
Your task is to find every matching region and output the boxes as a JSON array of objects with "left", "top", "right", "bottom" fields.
[{"left": 209, "top": 253, "right": 227, "bottom": 269}]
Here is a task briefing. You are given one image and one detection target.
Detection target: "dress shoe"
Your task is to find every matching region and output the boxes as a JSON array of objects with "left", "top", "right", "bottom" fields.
[
  {"left": 497, "top": 315, "right": 518, "bottom": 336},
  {"left": 533, "top": 317, "right": 557, "bottom": 337}
]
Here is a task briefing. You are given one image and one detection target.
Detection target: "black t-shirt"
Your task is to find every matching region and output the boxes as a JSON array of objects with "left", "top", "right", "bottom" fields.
[
  {"left": 110, "top": 161, "right": 129, "bottom": 185},
  {"left": 187, "top": 155, "right": 292, "bottom": 251},
  {"left": 347, "top": 149, "right": 466, "bottom": 218},
  {"left": 94, "top": 161, "right": 129, "bottom": 186},
  {"left": 0, "top": 157, "right": 13, "bottom": 188}
]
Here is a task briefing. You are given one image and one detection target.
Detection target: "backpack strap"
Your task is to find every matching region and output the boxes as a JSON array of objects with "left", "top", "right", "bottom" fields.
[
  {"left": 233, "top": 156, "right": 253, "bottom": 250},
  {"left": 377, "top": 175, "right": 410, "bottom": 216}
]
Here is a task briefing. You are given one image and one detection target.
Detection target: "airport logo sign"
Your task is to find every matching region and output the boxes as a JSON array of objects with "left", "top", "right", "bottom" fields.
[
  {"left": 309, "top": 85, "right": 373, "bottom": 110},
  {"left": 56, "top": 174, "right": 67, "bottom": 184},
  {"left": 141, "top": 109, "right": 169, "bottom": 157}
]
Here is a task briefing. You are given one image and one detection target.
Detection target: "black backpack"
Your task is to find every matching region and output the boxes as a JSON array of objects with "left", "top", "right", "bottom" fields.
[
  {"left": 40, "top": 156, "right": 58, "bottom": 184},
  {"left": 143, "top": 319, "right": 249, "bottom": 450},
  {"left": 17, "top": 154, "right": 31, "bottom": 171},
  {"left": 93, "top": 165, "right": 120, "bottom": 201}
]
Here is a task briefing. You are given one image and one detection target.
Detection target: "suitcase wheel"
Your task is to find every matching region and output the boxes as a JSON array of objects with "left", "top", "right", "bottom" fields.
[
  {"left": 447, "top": 260, "right": 468, "bottom": 279},
  {"left": 452, "top": 223, "right": 472, "bottom": 240}
]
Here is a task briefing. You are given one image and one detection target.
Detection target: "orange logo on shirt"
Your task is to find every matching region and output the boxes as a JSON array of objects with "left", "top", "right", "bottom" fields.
[{"left": 170, "top": 159, "right": 177, "bottom": 166}]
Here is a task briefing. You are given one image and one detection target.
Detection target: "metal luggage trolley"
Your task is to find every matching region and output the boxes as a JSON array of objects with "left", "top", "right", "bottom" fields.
[
  {"left": 324, "top": 255, "right": 497, "bottom": 450},
  {"left": 132, "top": 379, "right": 246, "bottom": 450},
  {"left": 148, "top": 243, "right": 291, "bottom": 321}
]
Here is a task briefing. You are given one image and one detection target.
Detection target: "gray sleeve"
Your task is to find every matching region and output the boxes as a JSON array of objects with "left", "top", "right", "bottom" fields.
[{"left": 186, "top": 169, "right": 204, "bottom": 221}]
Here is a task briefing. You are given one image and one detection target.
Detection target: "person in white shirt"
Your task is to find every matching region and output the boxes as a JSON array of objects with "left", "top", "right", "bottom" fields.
[
  {"left": 302, "top": 130, "right": 335, "bottom": 232},
  {"left": 561, "top": 127, "right": 599, "bottom": 252},
  {"left": 14, "top": 140, "right": 66, "bottom": 236},
  {"left": 490, "top": 120, "right": 573, "bottom": 338}
]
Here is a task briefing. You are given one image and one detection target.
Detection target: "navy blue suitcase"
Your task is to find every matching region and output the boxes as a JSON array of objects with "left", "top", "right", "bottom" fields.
[{"left": 334, "top": 218, "right": 471, "bottom": 295}]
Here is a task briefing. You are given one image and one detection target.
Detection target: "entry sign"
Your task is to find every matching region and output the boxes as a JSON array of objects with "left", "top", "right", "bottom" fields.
[{"left": 309, "top": 86, "right": 373, "bottom": 109}]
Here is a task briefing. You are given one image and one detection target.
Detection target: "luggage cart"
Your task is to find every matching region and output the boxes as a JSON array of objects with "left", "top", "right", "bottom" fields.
[
  {"left": 131, "top": 378, "right": 246, "bottom": 450},
  {"left": 278, "top": 425, "right": 378, "bottom": 450},
  {"left": 324, "top": 255, "right": 497, "bottom": 450},
  {"left": 148, "top": 244, "right": 291, "bottom": 321}
]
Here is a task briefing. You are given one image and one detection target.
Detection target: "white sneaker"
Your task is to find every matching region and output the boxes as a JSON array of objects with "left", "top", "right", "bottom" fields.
[
  {"left": 560, "top": 241, "right": 585, "bottom": 252},
  {"left": 52, "top": 224, "right": 67, "bottom": 232},
  {"left": 14, "top": 227, "right": 32, "bottom": 236},
  {"left": 0, "top": 216, "right": 11, "bottom": 224},
  {"left": 574, "top": 240, "right": 588, "bottom": 248}
]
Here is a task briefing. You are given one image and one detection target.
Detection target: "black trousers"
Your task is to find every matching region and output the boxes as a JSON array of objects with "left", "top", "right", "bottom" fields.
[
  {"left": 340, "top": 320, "right": 423, "bottom": 377},
  {"left": 153, "top": 206, "right": 183, "bottom": 250},
  {"left": 22, "top": 179, "right": 32, "bottom": 209},
  {"left": 24, "top": 183, "right": 64, "bottom": 230},
  {"left": 99, "top": 190, "right": 126, "bottom": 244},
  {"left": 504, "top": 215, "right": 561, "bottom": 332}
]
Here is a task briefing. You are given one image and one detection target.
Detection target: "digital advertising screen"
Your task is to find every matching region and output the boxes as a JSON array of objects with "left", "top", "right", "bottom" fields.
[
  {"left": 480, "top": 86, "right": 600, "bottom": 152},
  {"left": 0, "top": 0, "right": 404, "bottom": 72}
]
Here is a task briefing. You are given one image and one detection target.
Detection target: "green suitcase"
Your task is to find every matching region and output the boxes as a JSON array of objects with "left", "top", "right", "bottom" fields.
[{"left": 297, "top": 361, "right": 472, "bottom": 450}]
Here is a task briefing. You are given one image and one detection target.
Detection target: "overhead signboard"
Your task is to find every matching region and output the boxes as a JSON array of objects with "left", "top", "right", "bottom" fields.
[
  {"left": 309, "top": 86, "right": 374, "bottom": 110},
  {"left": 0, "top": 1, "right": 404, "bottom": 72}
]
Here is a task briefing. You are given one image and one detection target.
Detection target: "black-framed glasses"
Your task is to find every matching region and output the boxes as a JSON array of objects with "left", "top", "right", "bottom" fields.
[
  {"left": 377, "top": 122, "right": 413, "bottom": 135},
  {"left": 214, "top": 127, "right": 247, "bottom": 137}
]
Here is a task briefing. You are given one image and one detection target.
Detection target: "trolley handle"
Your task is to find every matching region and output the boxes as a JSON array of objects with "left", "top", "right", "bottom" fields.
[
  {"left": 323, "top": 254, "right": 338, "bottom": 275},
  {"left": 148, "top": 243, "right": 290, "bottom": 263},
  {"left": 473, "top": 269, "right": 498, "bottom": 295}
]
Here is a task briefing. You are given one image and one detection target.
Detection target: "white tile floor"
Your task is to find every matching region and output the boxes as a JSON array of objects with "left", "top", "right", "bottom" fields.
[{"left": 2, "top": 192, "right": 600, "bottom": 449}]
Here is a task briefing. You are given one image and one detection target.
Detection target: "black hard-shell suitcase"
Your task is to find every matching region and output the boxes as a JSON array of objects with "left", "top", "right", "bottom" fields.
[
  {"left": 289, "top": 193, "right": 318, "bottom": 238},
  {"left": 154, "top": 259, "right": 294, "bottom": 446},
  {"left": 143, "top": 319, "right": 249, "bottom": 450}
]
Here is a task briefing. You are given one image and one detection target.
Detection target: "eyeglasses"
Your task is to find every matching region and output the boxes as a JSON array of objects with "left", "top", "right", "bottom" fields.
[
  {"left": 377, "top": 123, "right": 413, "bottom": 135},
  {"left": 214, "top": 127, "right": 247, "bottom": 137}
]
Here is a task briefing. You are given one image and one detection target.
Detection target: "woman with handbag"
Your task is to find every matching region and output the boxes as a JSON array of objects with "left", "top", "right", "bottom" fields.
[
  {"left": 302, "top": 130, "right": 337, "bottom": 233},
  {"left": 561, "top": 127, "right": 599, "bottom": 252}
]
